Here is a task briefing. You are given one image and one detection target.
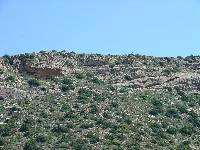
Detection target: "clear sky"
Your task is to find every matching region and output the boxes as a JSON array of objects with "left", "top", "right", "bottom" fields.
[{"left": 0, "top": 0, "right": 200, "bottom": 56}]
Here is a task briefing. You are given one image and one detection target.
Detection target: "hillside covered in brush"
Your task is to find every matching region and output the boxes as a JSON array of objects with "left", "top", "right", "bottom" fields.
[{"left": 0, "top": 51, "right": 200, "bottom": 150}]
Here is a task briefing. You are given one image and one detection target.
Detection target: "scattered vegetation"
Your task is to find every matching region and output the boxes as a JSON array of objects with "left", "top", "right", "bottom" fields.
[{"left": 0, "top": 52, "right": 200, "bottom": 149}]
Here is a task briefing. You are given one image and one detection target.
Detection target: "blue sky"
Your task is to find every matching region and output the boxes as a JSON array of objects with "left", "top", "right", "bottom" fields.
[{"left": 0, "top": 0, "right": 200, "bottom": 56}]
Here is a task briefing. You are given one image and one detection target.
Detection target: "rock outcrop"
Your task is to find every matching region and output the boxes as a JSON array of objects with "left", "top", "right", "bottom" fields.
[{"left": 24, "top": 65, "right": 63, "bottom": 79}]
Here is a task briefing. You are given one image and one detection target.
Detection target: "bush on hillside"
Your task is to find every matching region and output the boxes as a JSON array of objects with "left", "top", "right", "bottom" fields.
[
  {"left": 28, "top": 79, "right": 41, "bottom": 87},
  {"left": 165, "top": 108, "right": 179, "bottom": 118},
  {"left": 75, "top": 73, "right": 85, "bottom": 79},
  {"left": 6, "top": 75, "right": 15, "bottom": 82},
  {"left": 62, "top": 77, "right": 73, "bottom": 85},
  {"left": 0, "top": 69, "right": 3, "bottom": 75}
]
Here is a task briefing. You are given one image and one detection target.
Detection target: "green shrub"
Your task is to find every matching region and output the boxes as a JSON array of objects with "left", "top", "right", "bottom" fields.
[
  {"left": 52, "top": 125, "right": 69, "bottom": 134},
  {"left": 0, "top": 138, "right": 4, "bottom": 146},
  {"left": 0, "top": 69, "right": 3, "bottom": 75},
  {"left": 124, "top": 75, "right": 132, "bottom": 81},
  {"left": 93, "top": 93, "right": 105, "bottom": 102},
  {"left": 9, "top": 106, "right": 20, "bottom": 114},
  {"left": 78, "top": 88, "right": 92, "bottom": 97},
  {"left": 96, "top": 118, "right": 114, "bottom": 129},
  {"left": 39, "top": 50, "right": 46, "bottom": 53},
  {"left": 28, "top": 79, "right": 41, "bottom": 87},
  {"left": 75, "top": 73, "right": 85, "bottom": 79},
  {"left": 150, "top": 122, "right": 162, "bottom": 133},
  {"left": 152, "top": 100, "right": 163, "bottom": 108},
  {"left": 62, "top": 77, "right": 73, "bottom": 85},
  {"left": 60, "top": 103, "right": 71, "bottom": 112},
  {"left": 188, "top": 101, "right": 195, "bottom": 107},
  {"left": 40, "top": 111, "right": 48, "bottom": 118},
  {"left": 175, "top": 87, "right": 185, "bottom": 96},
  {"left": 126, "top": 140, "right": 141, "bottom": 150},
  {"left": 0, "top": 124, "right": 12, "bottom": 137},
  {"left": 61, "top": 84, "right": 75, "bottom": 92},
  {"left": 40, "top": 86, "right": 46, "bottom": 91},
  {"left": 77, "top": 88, "right": 93, "bottom": 103},
  {"left": 110, "top": 101, "right": 119, "bottom": 108},
  {"left": 86, "top": 132, "right": 100, "bottom": 144},
  {"left": 177, "top": 104, "right": 188, "bottom": 114},
  {"left": 19, "top": 123, "right": 30, "bottom": 133},
  {"left": 153, "top": 130, "right": 167, "bottom": 139},
  {"left": 89, "top": 104, "right": 99, "bottom": 114},
  {"left": 181, "top": 95, "right": 189, "bottom": 102},
  {"left": 64, "top": 111, "right": 77, "bottom": 120},
  {"left": 150, "top": 123, "right": 168, "bottom": 139},
  {"left": 104, "top": 133, "right": 115, "bottom": 141},
  {"left": 35, "top": 134, "right": 48, "bottom": 143},
  {"left": 119, "top": 114, "right": 132, "bottom": 125},
  {"left": 139, "top": 92, "right": 154, "bottom": 101},
  {"left": 115, "top": 60, "right": 122, "bottom": 65},
  {"left": 187, "top": 110, "right": 198, "bottom": 118},
  {"left": 165, "top": 108, "right": 179, "bottom": 118},
  {"left": 111, "top": 138, "right": 121, "bottom": 146},
  {"left": 162, "top": 68, "right": 172, "bottom": 76},
  {"left": 64, "top": 123, "right": 75, "bottom": 130},
  {"left": 90, "top": 77, "right": 103, "bottom": 84},
  {"left": 86, "top": 72, "right": 94, "bottom": 78},
  {"left": 49, "top": 76, "right": 59, "bottom": 83},
  {"left": 158, "top": 61, "right": 165, "bottom": 67},
  {"left": 187, "top": 111, "right": 200, "bottom": 127},
  {"left": 71, "top": 138, "right": 91, "bottom": 150},
  {"left": 166, "top": 127, "right": 178, "bottom": 135},
  {"left": 51, "top": 50, "right": 57, "bottom": 53},
  {"left": 0, "top": 96, "right": 4, "bottom": 101},
  {"left": 179, "top": 126, "right": 193, "bottom": 136},
  {"left": 23, "top": 139, "right": 40, "bottom": 150},
  {"left": 165, "top": 86, "right": 173, "bottom": 92},
  {"left": 149, "top": 100, "right": 163, "bottom": 116},
  {"left": 109, "top": 85, "right": 116, "bottom": 91},
  {"left": 3, "top": 54, "right": 13, "bottom": 65},
  {"left": 80, "top": 123, "right": 94, "bottom": 129},
  {"left": 6, "top": 75, "right": 15, "bottom": 82},
  {"left": 119, "top": 87, "right": 128, "bottom": 93},
  {"left": 103, "top": 111, "right": 112, "bottom": 119},
  {"left": 149, "top": 109, "right": 160, "bottom": 116},
  {"left": 185, "top": 55, "right": 197, "bottom": 63},
  {"left": 19, "top": 118, "right": 34, "bottom": 132},
  {"left": 19, "top": 53, "right": 34, "bottom": 59},
  {"left": 162, "top": 67, "right": 178, "bottom": 76},
  {"left": 177, "top": 141, "right": 192, "bottom": 150}
]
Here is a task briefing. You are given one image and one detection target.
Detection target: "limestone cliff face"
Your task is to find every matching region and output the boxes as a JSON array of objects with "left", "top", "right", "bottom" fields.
[
  {"left": 5, "top": 52, "right": 200, "bottom": 91},
  {"left": 24, "top": 64, "right": 63, "bottom": 79},
  {"left": 11, "top": 56, "right": 64, "bottom": 79}
]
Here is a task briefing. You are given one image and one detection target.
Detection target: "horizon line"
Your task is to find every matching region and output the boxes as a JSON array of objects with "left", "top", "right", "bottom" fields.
[{"left": 0, "top": 49, "right": 199, "bottom": 58}]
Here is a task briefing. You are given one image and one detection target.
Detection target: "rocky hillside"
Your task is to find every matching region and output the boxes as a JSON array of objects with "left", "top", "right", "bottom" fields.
[{"left": 0, "top": 51, "right": 200, "bottom": 150}]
